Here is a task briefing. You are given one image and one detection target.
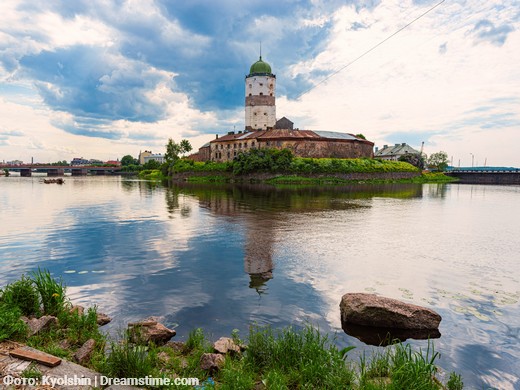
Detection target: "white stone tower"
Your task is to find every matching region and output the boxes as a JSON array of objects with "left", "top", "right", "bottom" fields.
[{"left": 245, "top": 56, "right": 276, "bottom": 130}]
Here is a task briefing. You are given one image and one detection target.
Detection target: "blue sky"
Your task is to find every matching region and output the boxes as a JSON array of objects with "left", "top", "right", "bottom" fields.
[{"left": 0, "top": 0, "right": 519, "bottom": 166}]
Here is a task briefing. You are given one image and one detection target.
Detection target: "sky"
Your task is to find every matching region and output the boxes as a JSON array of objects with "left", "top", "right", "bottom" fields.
[{"left": 0, "top": 0, "right": 519, "bottom": 167}]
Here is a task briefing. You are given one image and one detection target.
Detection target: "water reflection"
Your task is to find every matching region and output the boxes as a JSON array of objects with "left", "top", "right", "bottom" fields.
[
  {"left": 1, "top": 177, "right": 519, "bottom": 389},
  {"left": 342, "top": 323, "right": 441, "bottom": 346}
]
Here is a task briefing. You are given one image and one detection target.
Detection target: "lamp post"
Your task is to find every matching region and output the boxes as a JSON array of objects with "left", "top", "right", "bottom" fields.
[{"left": 470, "top": 153, "right": 474, "bottom": 168}]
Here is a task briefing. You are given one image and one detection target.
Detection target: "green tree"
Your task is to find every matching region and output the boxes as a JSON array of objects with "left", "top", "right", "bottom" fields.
[
  {"left": 355, "top": 133, "right": 366, "bottom": 140},
  {"left": 398, "top": 153, "right": 425, "bottom": 170},
  {"left": 163, "top": 138, "right": 193, "bottom": 176},
  {"left": 121, "top": 155, "right": 138, "bottom": 166},
  {"left": 427, "top": 151, "right": 449, "bottom": 171},
  {"left": 142, "top": 159, "right": 161, "bottom": 170}
]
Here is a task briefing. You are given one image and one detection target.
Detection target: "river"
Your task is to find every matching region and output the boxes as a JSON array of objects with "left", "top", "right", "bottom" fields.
[{"left": 0, "top": 176, "right": 519, "bottom": 388}]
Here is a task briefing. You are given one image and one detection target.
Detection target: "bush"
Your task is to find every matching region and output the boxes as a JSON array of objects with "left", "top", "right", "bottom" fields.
[
  {"left": 233, "top": 148, "right": 294, "bottom": 175},
  {"left": 0, "top": 304, "right": 27, "bottom": 341},
  {"left": 0, "top": 275, "right": 40, "bottom": 316}
]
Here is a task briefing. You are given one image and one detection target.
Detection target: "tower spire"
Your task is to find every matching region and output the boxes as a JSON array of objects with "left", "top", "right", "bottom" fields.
[{"left": 259, "top": 41, "right": 262, "bottom": 60}]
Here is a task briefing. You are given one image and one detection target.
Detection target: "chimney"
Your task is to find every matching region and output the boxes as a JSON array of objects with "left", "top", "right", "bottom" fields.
[
  {"left": 402, "top": 143, "right": 406, "bottom": 146},
  {"left": 375, "top": 147, "right": 379, "bottom": 152},
  {"left": 384, "top": 145, "right": 388, "bottom": 148},
  {"left": 216, "top": 134, "right": 219, "bottom": 139}
]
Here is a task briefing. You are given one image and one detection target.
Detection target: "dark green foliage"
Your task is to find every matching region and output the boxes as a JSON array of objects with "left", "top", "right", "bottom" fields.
[
  {"left": 31, "top": 268, "right": 67, "bottom": 316},
  {"left": 399, "top": 153, "right": 426, "bottom": 170},
  {"left": 0, "top": 275, "right": 40, "bottom": 316},
  {"left": 232, "top": 148, "right": 294, "bottom": 175},
  {"left": 142, "top": 159, "right": 161, "bottom": 170},
  {"left": 289, "top": 157, "right": 418, "bottom": 174},
  {"left": 120, "top": 155, "right": 138, "bottom": 166},
  {"left": 0, "top": 304, "right": 27, "bottom": 341},
  {"left": 355, "top": 133, "right": 367, "bottom": 140},
  {"left": 21, "top": 363, "right": 42, "bottom": 380}
]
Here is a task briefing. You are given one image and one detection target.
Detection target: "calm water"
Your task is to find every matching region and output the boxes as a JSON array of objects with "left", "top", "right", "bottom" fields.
[{"left": 1, "top": 176, "right": 519, "bottom": 388}]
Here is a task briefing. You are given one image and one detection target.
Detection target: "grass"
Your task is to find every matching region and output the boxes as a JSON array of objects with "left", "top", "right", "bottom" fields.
[
  {"left": 31, "top": 268, "right": 67, "bottom": 316},
  {"left": 1, "top": 271, "right": 464, "bottom": 389}
]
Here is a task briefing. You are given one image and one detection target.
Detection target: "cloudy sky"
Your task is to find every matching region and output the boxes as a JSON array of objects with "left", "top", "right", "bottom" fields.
[{"left": 1, "top": 0, "right": 519, "bottom": 166}]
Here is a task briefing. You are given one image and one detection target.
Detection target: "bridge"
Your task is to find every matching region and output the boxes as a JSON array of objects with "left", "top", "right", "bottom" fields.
[
  {"left": 445, "top": 168, "right": 520, "bottom": 184},
  {"left": 0, "top": 164, "right": 122, "bottom": 177}
]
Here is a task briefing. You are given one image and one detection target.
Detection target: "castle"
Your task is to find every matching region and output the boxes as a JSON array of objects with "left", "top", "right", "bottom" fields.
[{"left": 191, "top": 55, "right": 374, "bottom": 162}]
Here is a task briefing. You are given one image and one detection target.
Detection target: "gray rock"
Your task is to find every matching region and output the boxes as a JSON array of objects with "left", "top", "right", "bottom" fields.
[
  {"left": 96, "top": 312, "right": 112, "bottom": 326},
  {"left": 200, "top": 353, "right": 225, "bottom": 371},
  {"left": 340, "top": 293, "right": 441, "bottom": 330},
  {"left": 21, "top": 315, "right": 58, "bottom": 336},
  {"left": 73, "top": 339, "right": 96, "bottom": 365},
  {"left": 128, "top": 318, "right": 176, "bottom": 346},
  {"left": 214, "top": 337, "right": 241, "bottom": 355}
]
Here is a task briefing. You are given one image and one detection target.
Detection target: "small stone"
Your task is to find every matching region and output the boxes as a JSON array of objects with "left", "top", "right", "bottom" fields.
[
  {"left": 21, "top": 316, "right": 58, "bottom": 336},
  {"left": 200, "top": 353, "right": 225, "bottom": 371},
  {"left": 96, "top": 312, "right": 112, "bottom": 326},
  {"left": 128, "top": 317, "right": 176, "bottom": 346},
  {"left": 58, "top": 339, "right": 71, "bottom": 350},
  {"left": 73, "top": 339, "right": 96, "bottom": 365},
  {"left": 70, "top": 305, "right": 85, "bottom": 316},
  {"left": 165, "top": 341, "right": 186, "bottom": 353},
  {"left": 214, "top": 337, "right": 241, "bottom": 355},
  {"left": 157, "top": 351, "right": 170, "bottom": 365}
]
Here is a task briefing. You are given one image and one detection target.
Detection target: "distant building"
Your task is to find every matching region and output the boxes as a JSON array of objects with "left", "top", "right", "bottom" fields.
[
  {"left": 71, "top": 157, "right": 90, "bottom": 166},
  {"left": 105, "top": 160, "right": 121, "bottom": 166},
  {"left": 138, "top": 150, "right": 152, "bottom": 165},
  {"left": 191, "top": 55, "right": 374, "bottom": 162},
  {"left": 374, "top": 143, "right": 420, "bottom": 161},
  {"left": 6, "top": 160, "right": 23, "bottom": 166},
  {"left": 143, "top": 154, "right": 165, "bottom": 164}
]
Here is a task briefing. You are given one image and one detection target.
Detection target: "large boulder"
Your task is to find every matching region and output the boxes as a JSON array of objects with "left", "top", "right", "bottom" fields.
[
  {"left": 128, "top": 317, "right": 176, "bottom": 346},
  {"left": 340, "top": 293, "right": 441, "bottom": 330}
]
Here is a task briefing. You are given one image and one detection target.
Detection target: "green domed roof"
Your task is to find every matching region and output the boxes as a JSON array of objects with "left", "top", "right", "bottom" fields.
[{"left": 249, "top": 56, "right": 272, "bottom": 75}]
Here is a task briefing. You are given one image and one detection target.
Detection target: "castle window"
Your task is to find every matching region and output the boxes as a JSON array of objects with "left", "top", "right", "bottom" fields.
[
  {"left": 252, "top": 142, "right": 256, "bottom": 148},
  {"left": 264, "top": 112, "right": 267, "bottom": 115},
  {"left": 227, "top": 144, "right": 230, "bottom": 149},
  {"left": 259, "top": 92, "right": 263, "bottom": 96},
  {"left": 234, "top": 143, "right": 237, "bottom": 149},
  {"left": 254, "top": 112, "right": 257, "bottom": 116},
  {"left": 270, "top": 93, "right": 273, "bottom": 96},
  {"left": 249, "top": 84, "right": 252, "bottom": 88},
  {"left": 234, "top": 151, "right": 237, "bottom": 157},
  {"left": 266, "top": 141, "right": 270, "bottom": 146},
  {"left": 249, "top": 93, "right": 252, "bottom": 96},
  {"left": 227, "top": 152, "right": 230, "bottom": 158},
  {"left": 239, "top": 143, "right": 242, "bottom": 148}
]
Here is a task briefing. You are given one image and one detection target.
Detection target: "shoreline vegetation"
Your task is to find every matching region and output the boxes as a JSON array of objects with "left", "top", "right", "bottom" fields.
[
  {"left": 1, "top": 270, "right": 464, "bottom": 389},
  {"left": 138, "top": 148, "right": 458, "bottom": 185}
]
